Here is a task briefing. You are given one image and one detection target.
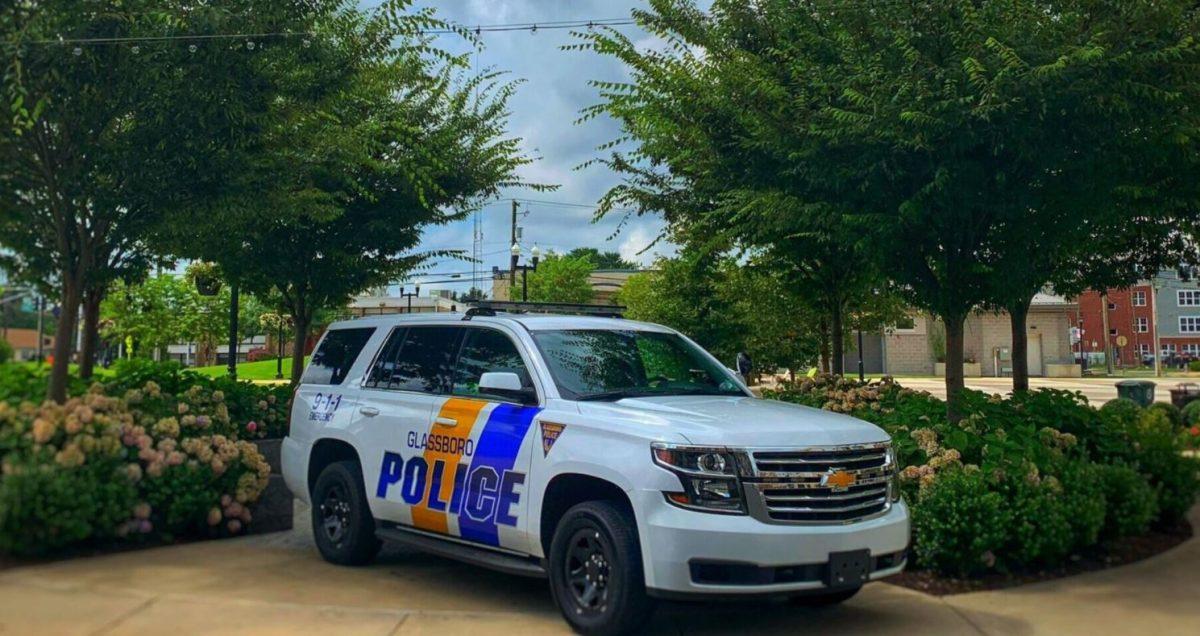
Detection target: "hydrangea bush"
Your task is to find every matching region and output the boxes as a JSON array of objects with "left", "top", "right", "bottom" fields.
[
  {"left": 0, "top": 375, "right": 275, "bottom": 556},
  {"left": 764, "top": 377, "right": 1200, "bottom": 577}
]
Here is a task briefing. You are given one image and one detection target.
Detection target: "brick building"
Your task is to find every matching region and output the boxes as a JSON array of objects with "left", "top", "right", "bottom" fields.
[{"left": 1074, "top": 269, "right": 1200, "bottom": 368}]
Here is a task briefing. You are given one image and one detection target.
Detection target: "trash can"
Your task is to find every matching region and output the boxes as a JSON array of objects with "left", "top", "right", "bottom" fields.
[
  {"left": 1170, "top": 383, "right": 1200, "bottom": 409},
  {"left": 1115, "top": 380, "right": 1156, "bottom": 407}
]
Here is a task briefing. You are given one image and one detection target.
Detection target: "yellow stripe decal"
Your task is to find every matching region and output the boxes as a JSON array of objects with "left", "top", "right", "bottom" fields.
[{"left": 410, "top": 397, "right": 486, "bottom": 533}]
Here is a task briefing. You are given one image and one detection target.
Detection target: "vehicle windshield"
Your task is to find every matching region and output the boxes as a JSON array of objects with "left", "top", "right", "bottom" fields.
[{"left": 531, "top": 329, "right": 746, "bottom": 401}]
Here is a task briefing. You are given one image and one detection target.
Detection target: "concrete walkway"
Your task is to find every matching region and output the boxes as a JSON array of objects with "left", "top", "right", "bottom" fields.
[
  {"left": 2, "top": 504, "right": 1197, "bottom": 635},
  {"left": 887, "top": 376, "right": 1190, "bottom": 405}
]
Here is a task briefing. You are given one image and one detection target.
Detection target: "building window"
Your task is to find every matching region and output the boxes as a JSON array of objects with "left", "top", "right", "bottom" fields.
[
  {"left": 1137, "top": 343, "right": 1151, "bottom": 356},
  {"left": 1134, "top": 317, "right": 1149, "bottom": 333},
  {"left": 1162, "top": 343, "right": 1177, "bottom": 356},
  {"left": 1133, "top": 291, "right": 1147, "bottom": 306},
  {"left": 1107, "top": 302, "right": 1117, "bottom": 311},
  {"left": 1179, "top": 290, "right": 1200, "bottom": 307},
  {"left": 1182, "top": 316, "right": 1200, "bottom": 334},
  {"left": 1184, "top": 344, "right": 1200, "bottom": 356},
  {"left": 1109, "top": 328, "right": 1118, "bottom": 336}
]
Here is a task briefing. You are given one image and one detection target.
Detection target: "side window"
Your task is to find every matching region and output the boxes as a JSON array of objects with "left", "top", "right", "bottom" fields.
[
  {"left": 375, "top": 326, "right": 459, "bottom": 394},
  {"left": 364, "top": 328, "right": 407, "bottom": 389},
  {"left": 301, "top": 327, "right": 376, "bottom": 385},
  {"left": 452, "top": 328, "right": 533, "bottom": 400}
]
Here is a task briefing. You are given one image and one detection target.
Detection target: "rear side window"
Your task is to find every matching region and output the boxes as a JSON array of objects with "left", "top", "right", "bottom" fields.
[
  {"left": 367, "top": 326, "right": 460, "bottom": 394},
  {"left": 301, "top": 327, "right": 376, "bottom": 385}
]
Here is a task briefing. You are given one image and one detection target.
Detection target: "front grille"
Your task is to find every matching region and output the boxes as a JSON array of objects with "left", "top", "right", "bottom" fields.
[{"left": 746, "top": 444, "right": 893, "bottom": 524}]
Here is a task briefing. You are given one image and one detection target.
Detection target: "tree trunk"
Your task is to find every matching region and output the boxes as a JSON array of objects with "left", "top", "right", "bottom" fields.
[
  {"left": 48, "top": 281, "right": 82, "bottom": 403},
  {"left": 818, "top": 318, "right": 830, "bottom": 373},
  {"left": 830, "top": 302, "right": 845, "bottom": 376},
  {"left": 79, "top": 290, "right": 102, "bottom": 380},
  {"left": 944, "top": 315, "right": 967, "bottom": 423},
  {"left": 290, "top": 314, "right": 310, "bottom": 385},
  {"left": 1008, "top": 297, "right": 1033, "bottom": 393}
]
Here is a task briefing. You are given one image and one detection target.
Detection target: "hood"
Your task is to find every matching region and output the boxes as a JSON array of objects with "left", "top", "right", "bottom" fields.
[{"left": 576, "top": 395, "right": 890, "bottom": 448}]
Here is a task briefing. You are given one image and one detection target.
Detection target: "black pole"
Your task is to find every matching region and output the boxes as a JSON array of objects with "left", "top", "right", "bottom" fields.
[
  {"left": 407, "top": 294, "right": 412, "bottom": 313},
  {"left": 857, "top": 328, "right": 865, "bottom": 381},
  {"left": 35, "top": 296, "right": 45, "bottom": 362},
  {"left": 275, "top": 318, "right": 284, "bottom": 380},
  {"left": 227, "top": 280, "right": 239, "bottom": 380},
  {"left": 522, "top": 267, "right": 528, "bottom": 302}
]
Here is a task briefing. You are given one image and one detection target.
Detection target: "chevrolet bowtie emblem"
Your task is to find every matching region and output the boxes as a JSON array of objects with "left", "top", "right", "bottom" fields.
[{"left": 821, "top": 469, "right": 857, "bottom": 491}]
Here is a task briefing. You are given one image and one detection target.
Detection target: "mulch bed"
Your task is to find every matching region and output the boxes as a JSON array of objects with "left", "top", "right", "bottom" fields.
[{"left": 888, "top": 518, "right": 1193, "bottom": 595}]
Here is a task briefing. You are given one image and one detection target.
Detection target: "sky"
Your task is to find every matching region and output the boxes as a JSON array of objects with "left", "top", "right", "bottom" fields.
[{"left": 364, "top": 0, "right": 679, "bottom": 297}]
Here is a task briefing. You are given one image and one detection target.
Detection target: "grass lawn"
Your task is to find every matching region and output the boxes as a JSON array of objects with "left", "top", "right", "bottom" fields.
[{"left": 192, "top": 357, "right": 307, "bottom": 382}]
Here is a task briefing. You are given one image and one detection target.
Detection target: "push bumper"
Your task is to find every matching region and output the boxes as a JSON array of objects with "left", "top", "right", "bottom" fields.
[
  {"left": 281, "top": 436, "right": 311, "bottom": 505},
  {"left": 639, "top": 492, "right": 910, "bottom": 596}
]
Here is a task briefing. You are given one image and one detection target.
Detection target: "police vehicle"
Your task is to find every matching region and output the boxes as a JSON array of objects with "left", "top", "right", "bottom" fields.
[{"left": 282, "top": 302, "right": 909, "bottom": 635}]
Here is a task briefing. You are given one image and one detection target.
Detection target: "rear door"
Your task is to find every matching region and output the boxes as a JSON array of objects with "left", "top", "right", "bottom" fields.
[
  {"left": 290, "top": 325, "right": 378, "bottom": 463},
  {"left": 356, "top": 325, "right": 461, "bottom": 524}
]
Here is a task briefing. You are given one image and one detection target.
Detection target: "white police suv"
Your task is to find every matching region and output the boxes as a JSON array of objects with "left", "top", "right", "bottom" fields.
[{"left": 282, "top": 304, "right": 909, "bottom": 635}]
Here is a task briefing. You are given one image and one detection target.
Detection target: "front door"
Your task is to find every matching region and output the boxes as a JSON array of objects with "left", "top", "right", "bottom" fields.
[{"left": 1027, "top": 333, "right": 1044, "bottom": 376}]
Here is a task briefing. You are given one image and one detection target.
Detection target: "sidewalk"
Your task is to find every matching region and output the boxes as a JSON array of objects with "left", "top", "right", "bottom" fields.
[
  {"left": 2, "top": 504, "right": 1197, "bottom": 635},
  {"left": 882, "top": 376, "right": 1182, "bottom": 405}
]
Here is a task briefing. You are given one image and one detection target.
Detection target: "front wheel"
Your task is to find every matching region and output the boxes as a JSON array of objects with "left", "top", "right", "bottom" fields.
[{"left": 548, "top": 501, "right": 655, "bottom": 635}]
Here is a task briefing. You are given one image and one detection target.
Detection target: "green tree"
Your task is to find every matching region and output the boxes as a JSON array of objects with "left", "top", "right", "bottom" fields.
[
  {"left": 153, "top": 1, "right": 539, "bottom": 383},
  {"left": 101, "top": 276, "right": 195, "bottom": 358},
  {"left": 566, "top": 247, "right": 638, "bottom": 270},
  {"left": 580, "top": 0, "right": 1200, "bottom": 418},
  {"left": 514, "top": 253, "right": 595, "bottom": 304},
  {"left": 0, "top": 1, "right": 314, "bottom": 400}
]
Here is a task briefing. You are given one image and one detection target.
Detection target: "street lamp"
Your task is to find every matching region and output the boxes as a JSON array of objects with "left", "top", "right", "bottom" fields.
[
  {"left": 274, "top": 315, "right": 289, "bottom": 380},
  {"left": 400, "top": 285, "right": 420, "bottom": 313},
  {"left": 512, "top": 243, "right": 541, "bottom": 302}
]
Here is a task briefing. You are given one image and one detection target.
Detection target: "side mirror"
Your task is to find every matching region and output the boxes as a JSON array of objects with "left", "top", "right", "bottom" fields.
[{"left": 479, "top": 372, "right": 536, "bottom": 404}]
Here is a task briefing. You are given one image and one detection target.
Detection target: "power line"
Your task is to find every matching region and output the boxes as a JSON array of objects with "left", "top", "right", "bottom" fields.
[{"left": 28, "top": 17, "right": 636, "bottom": 47}]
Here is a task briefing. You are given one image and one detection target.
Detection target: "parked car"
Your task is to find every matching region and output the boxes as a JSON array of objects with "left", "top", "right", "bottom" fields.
[{"left": 282, "top": 308, "right": 909, "bottom": 635}]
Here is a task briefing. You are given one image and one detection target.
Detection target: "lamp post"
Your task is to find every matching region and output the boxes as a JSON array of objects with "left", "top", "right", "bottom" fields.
[
  {"left": 511, "top": 243, "right": 541, "bottom": 302},
  {"left": 274, "top": 315, "right": 288, "bottom": 380},
  {"left": 1151, "top": 277, "right": 1163, "bottom": 378},
  {"left": 400, "top": 285, "right": 420, "bottom": 313}
]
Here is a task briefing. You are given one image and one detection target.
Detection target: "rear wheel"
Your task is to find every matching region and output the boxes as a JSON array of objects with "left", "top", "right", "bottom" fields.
[
  {"left": 311, "top": 460, "right": 381, "bottom": 566},
  {"left": 548, "top": 501, "right": 654, "bottom": 636},
  {"left": 791, "top": 586, "right": 861, "bottom": 607}
]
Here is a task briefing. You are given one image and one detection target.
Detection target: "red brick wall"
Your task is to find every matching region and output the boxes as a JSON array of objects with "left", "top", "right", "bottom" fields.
[{"left": 1075, "top": 286, "right": 1156, "bottom": 366}]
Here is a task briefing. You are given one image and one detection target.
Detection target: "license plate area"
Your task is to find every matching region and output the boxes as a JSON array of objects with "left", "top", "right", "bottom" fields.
[{"left": 824, "top": 549, "right": 871, "bottom": 589}]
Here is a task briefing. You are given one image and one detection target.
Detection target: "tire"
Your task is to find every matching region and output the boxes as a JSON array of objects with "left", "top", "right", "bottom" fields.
[
  {"left": 791, "top": 586, "right": 861, "bottom": 607},
  {"left": 548, "top": 501, "right": 655, "bottom": 636},
  {"left": 311, "top": 460, "right": 381, "bottom": 566}
]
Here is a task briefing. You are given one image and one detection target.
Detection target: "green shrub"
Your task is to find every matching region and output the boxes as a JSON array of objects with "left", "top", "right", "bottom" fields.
[
  {"left": 1146, "top": 402, "right": 1183, "bottom": 430},
  {"left": 0, "top": 390, "right": 271, "bottom": 557},
  {"left": 1140, "top": 450, "right": 1200, "bottom": 522},
  {"left": 1095, "top": 463, "right": 1157, "bottom": 540},
  {"left": 1183, "top": 400, "right": 1200, "bottom": 426},
  {"left": 0, "top": 363, "right": 87, "bottom": 404},
  {"left": 1099, "top": 398, "right": 1143, "bottom": 426},
  {"left": 912, "top": 469, "right": 1010, "bottom": 576},
  {"left": 1002, "top": 474, "right": 1075, "bottom": 567},
  {"left": 1058, "top": 461, "right": 1106, "bottom": 550},
  {"left": 1190, "top": 360, "right": 1200, "bottom": 372},
  {"left": 0, "top": 340, "right": 12, "bottom": 364}
]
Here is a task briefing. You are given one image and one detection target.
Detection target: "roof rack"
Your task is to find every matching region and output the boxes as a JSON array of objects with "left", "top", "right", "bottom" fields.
[{"left": 467, "top": 300, "right": 625, "bottom": 318}]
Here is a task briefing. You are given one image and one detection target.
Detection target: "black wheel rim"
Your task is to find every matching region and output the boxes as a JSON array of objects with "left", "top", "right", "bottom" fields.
[
  {"left": 564, "top": 526, "right": 613, "bottom": 614},
  {"left": 319, "top": 483, "right": 352, "bottom": 545}
]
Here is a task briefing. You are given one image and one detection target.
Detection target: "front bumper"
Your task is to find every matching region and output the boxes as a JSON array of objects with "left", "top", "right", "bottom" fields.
[
  {"left": 638, "top": 490, "right": 910, "bottom": 596},
  {"left": 281, "top": 436, "right": 311, "bottom": 505}
]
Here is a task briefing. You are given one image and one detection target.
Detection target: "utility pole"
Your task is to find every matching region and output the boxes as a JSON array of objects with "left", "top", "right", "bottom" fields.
[
  {"left": 1151, "top": 278, "right": 1163, "bottom": 377},
  {"left": 1100, "top": 291, "right": 1113, "bottom": 375},
  {"left": 228, "top": 280, "right": 239, "bottom": 380},
  {"left": 510, "top": 200, "right": 519, "bottom": 291}
]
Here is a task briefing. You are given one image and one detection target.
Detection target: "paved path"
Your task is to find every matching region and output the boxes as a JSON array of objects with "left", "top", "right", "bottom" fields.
[{"left": 2, "top": 503, "right": 1198, "bottom": 635}]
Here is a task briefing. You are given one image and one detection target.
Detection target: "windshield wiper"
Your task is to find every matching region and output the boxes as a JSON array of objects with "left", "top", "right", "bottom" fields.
[{"left": 574, "top": 389, "right": 658, "bottom": 401}]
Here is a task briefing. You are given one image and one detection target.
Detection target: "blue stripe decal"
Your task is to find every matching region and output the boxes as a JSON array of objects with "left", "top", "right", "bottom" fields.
[{"left": 458, "top": 403, "right": 539, "bottom": 546}]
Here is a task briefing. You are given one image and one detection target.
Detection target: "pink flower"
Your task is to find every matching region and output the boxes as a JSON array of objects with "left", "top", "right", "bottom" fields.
[
  {"left": 220, "top": 494, "right": 233, "bottom": 507},
  {"left": 138, "top": 519, "right": 153, "bottom": 534},
  {"left": 226, "top": 519, "right": 242, "bottom": 534},
  {"left": 246, "top": 421, "right": 258, "bottom": 433}
]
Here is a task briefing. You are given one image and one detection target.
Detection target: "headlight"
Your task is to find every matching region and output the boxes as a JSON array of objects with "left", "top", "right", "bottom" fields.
[
  {"left": 651, "top": 443, "right": 747, "bottom": 514},
  {"left": 885, "top": 443, "right": 902, "bottom": 503}
]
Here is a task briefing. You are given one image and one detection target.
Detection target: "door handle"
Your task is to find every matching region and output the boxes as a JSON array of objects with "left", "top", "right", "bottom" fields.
[
  {"left": 359, "top": 406, "right": 380, "bottom": 417},
  {"left": 434, "top": 416, "right": 457, "bottom": 427}
]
